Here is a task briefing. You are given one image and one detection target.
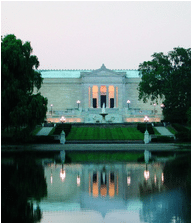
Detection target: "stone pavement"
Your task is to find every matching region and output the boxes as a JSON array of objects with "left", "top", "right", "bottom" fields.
[
  {"left": 154, "top": 127, "right": 174, "bottom": 137},
  {"left": 2, "top": 143, "right": 181, "bottom": 152},
  {"left": 37, "top": 143, "right": 179, "bottom": 151},
  {"left": 36, "top": 127, "right": 54, "bottom": 136}
]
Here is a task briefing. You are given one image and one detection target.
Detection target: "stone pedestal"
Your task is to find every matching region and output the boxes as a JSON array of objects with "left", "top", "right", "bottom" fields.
[
  {"left": 144, "top": 150, "right": 151, "bottom": 163},
  {"left": 60, "top": 130, "right": 66, "bottom": 144},
  {"left": 144, "top": 130, "right": 150, "bottom": 144},
  {"left": 60, "top": 150, "right": 66, "bottom": 164}
]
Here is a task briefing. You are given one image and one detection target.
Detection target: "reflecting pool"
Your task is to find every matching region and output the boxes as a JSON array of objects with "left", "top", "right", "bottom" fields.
[{"left": 2, "top": 156, "right": 190, "bottom": 223}]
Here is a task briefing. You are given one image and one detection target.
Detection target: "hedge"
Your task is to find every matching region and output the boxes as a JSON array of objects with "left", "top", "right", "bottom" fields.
[
  {"left": 137, "top": 123, "right": 154, "bottom": 135},
  {"left": 151, "top": 136, "right": 175, "bottom": 143},
  {"left": 175, "top": 131, "right": 191, "bottom": 142},
  {"left": 32, "top": 136, "right": 60, "bottom": 144},
  {"left": 53, "top": 123, "right": 72, "bottom": 137},
  {"left": 172, "top": 123, "right": 191, "bottom": 142},
  {"left": 172, "top": 123, "right": 188, "bottom": 132}
]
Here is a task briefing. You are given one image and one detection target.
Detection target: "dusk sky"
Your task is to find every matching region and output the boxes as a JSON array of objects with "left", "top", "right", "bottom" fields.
[{"left": 1, "top": 1, "right": 191, "bottom": 70}]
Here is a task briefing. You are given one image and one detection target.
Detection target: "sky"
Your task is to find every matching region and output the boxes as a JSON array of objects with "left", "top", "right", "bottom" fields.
[{"left": 1, "top": 1, "right": 191, "bottom": 70}]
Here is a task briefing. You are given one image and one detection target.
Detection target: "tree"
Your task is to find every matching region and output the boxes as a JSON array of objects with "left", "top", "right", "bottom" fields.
[
  {"left": 138, "top": 47, "right": 191, "bottom": 123},
  {"left": 1, "top": 34, "right": 48, "bottom": 131},
  {"left": 2, "top": 156, "right": 47, "bottom": 222}
]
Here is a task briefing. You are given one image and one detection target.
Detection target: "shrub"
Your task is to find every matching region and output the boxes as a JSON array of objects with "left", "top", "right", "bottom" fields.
[
  {"left": 172, "top": 123, "right": 188, "bottom": 132},
  {"left": 151, "top": 136, "right": 175, "bottom": 143},
  {"left": 176, "top": 131, "right": 191, "bottom": 142},
  {"left": 172, "top": 123, "right": 191, "bottom": 142},
  {"left": 137, "top": 123, "right": 154, "bottom": 134},
  {"left": 32, "top": 136, "right": 59, "bottom": 144},
  {"left": 54, "top": 123, "right": 72, "bottom": 137}
]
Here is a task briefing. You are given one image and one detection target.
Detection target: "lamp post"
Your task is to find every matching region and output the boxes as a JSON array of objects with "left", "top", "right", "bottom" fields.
[
  {"left": 161, "top": 104, "right": 165, "bottom": 109},
  {"left": 127, "top": 100, "right": 131, "bottom": 109},
  {"left": 77, "top": 100, "right": 81, "bottom": 109},
  {"left": 144, "top": 165, "right": 150, "bottom": 181},
  {"left": 144, "top": 115, "right": 149, "bottom": 129},
  {"left": 144, "top": 116, "right": 150, "bottom": 144},
  {"left": 60, "top": 168, "right": 66, "bottom": 182},
  {"left": 51, "top": 104, "right": 53, "bottom": 115},
  {"left": 153, "top": 103, "right": 156, "bottom": 114},
  {"left": 60, "top": 116, "right": 66, "bottom": 123},
  {"left": 144, "top": 115, "right": 149, "bottom": 130},
  {"left": 77, "top": 174, "right": 81, "bottom": 186}
]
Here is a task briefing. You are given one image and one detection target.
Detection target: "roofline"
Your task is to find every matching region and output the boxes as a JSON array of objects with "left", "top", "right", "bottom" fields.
[{"left": 37, "top": 69, "right": 139, "bottom": 72}]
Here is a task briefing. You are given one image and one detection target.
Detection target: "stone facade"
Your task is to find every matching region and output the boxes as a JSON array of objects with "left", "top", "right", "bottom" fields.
[{"left": 37, "top": 64, "right": 163, "bottom": 123}]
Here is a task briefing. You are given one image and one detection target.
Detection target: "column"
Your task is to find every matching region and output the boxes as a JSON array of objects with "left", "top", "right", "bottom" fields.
[
  {"left": 90, "top": 86, "right": 93, "bottom": 108},
  {"left": 107, "top": 171, "right": 109, "bottom": 196},
  {"left": 97, "top": 172, "right": 100, "bottom": 197},
  {"left": 116, "top": 86, "right": 118, "bottom": 108},
  {"left": 98, "top": 86, "right": 100, "bottom": 108},
  {"left": 106, "top": 86, "right": 109, "bottom": 108},
  {"left": 89, "top": 173, "right": 91, "bottom": 195},
  {"left": 114, "top": 86, "right": 116, "bottom": 108}
]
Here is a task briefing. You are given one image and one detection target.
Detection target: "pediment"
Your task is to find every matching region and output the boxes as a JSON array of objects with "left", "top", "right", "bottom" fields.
[{"left": 80, "top": 64, "right": 126, "bottom": 77}]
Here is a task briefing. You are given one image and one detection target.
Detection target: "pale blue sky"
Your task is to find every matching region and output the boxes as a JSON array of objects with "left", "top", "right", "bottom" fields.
[{"left": 1, "top": 1, "right": 191, "bottom": 70}]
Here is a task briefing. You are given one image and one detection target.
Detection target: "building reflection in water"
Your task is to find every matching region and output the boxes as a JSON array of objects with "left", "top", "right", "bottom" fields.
[
  {"left": 89, "top": 167, "right": 118, "bottom": 198},
  {"left": 43, "top": 162, "right": 166, "bottom": 203},
  {"left": 41, "top": 162, "right": 170, "bottom": 219},
  {"left": 2, "top": 157, "right": 189, "bottom": 223},
  {"left": 60, "top": 169, "right": 66, "bottom": 182},
  {"left": 140, "top": 163, "right": 165, "bottom": 197},
  {"left": 77, "top": 174, "right": 81, "bottom": 186}
]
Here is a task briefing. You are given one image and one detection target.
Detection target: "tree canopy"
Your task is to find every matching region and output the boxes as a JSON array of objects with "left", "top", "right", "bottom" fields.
[
  {"left": 138, "top": 47, "right": 191, "bottom": 123},
  {"left": 1, "top": 34, "right": 48, "bottom": 130}
]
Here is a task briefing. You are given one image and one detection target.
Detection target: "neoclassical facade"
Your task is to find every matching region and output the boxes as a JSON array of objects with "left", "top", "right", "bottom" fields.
[{"left": 37, "top": 64, "right": 163, "bottom": 123}]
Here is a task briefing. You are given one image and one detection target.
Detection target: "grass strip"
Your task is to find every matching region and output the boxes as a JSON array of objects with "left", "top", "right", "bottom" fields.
[
  {"left": 153, "top": 128, "right": 161, "bottom": 136},
  {"left": 48, "top": 127, "right": 56, "bottom": 136},
  {"left": 166, "top": 126, "right": 177, "bottom": 135},
  {"left": 67, "top": 126, "right": 144, "bottom": 141},
  {"left": 66, "top": 152, "right": 144, "bottom": 163},
  {"left": 31, "top": 126, "right": 43, "bottom": 136}
]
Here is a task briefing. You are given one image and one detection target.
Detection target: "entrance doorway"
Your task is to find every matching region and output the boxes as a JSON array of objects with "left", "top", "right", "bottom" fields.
[
  {"left": 100, "top": 95, "right": 106, "bottom": 108},
  {"left": 100, "top": 86, "right": 107, "bottom": 108},
  {"left": 93, "top": 98, "right": 97, "bottom": 108},
  {"left": 110, "top": 98, "right": 114, "bottom": 108}
]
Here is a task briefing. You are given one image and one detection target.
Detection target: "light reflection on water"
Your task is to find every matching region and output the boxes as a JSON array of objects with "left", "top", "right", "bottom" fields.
[
  {"left": 37, "top": 161, "right": 187, "bottom": 223},
  {"left": 2, "top": 157, "right": 189, "bottom": 223}
]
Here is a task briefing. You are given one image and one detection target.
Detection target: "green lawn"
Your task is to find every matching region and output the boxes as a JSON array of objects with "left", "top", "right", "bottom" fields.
[
  {"left": 31, "top": 126, "right": 42, "bottom": 136},
  {"left": 153, "top": 127, "right": 161, "bottom": 136},
  {"left": 66, "top": 126, "right": 144, "bottom": 140},
  {"left": 166, "top": 126, "right": 177, "bottom": 135},
  {"left": 66, "top": 152, "right": 144, "bottom": 162}
]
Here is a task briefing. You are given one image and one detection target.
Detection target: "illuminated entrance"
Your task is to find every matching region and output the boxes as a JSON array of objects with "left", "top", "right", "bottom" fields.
[
  {"left": 89, "top": 85, "right": 117, "bottom": 108},
  {"left": 100, "top": 86, "right": 107, "bottom": 108}
]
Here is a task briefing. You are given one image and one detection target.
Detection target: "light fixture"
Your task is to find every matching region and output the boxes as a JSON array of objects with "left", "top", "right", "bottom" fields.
[{"left": 127, "top": 100, "right": 131, "bottom": 109}]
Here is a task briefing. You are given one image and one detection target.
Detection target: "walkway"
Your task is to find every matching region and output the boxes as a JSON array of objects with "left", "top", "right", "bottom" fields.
[
  {"left": 154, "top": 127, "right": 174, "bottom": 137},
  {"left": 36, "top": 127, "right": 54, "bottom": 136},
  {"left": 2, "top": 143, "right": 182, "bottom": 152}
]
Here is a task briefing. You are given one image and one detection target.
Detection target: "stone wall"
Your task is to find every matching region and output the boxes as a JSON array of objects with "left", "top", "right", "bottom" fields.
[
  {"left": 125, "top": 78, "right": 163, "bottom": 114},
  {"left": 35, "top": 75, "right": 163, "bottom": 123},
  {"left": 38, "top": 78, "right": 82, "bottom": 112}
]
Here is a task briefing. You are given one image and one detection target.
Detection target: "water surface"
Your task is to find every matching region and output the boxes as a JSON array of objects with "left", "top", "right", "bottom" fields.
[{"left": 2, "top": 156, "right": 190, "bottom": 223}]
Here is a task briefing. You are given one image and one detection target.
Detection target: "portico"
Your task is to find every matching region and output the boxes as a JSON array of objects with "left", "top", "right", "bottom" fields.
[{"left": 89, "top": 85, "right": 118, "bottom": 108}]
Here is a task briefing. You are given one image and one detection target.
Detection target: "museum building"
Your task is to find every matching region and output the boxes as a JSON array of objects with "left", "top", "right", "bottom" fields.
[{"left": 37, "top": 64, "right": 163, "bottom": 123}]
